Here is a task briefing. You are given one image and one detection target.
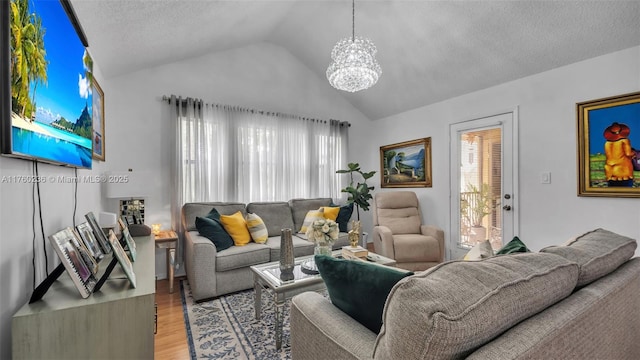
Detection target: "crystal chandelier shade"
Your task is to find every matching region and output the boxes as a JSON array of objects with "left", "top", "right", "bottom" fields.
[{"left": 326, "top": 0, "right": 381, "bottom": 93}]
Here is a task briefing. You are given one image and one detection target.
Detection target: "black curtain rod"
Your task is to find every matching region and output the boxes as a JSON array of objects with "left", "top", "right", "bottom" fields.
[{"left": 161, "top": 95, "right": 351, "bottom": 127}]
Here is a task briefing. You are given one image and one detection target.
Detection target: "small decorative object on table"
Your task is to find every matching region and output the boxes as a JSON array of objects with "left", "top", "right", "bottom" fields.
[
  {"left": 301, "top": 218, "right": 339, "bottom": 274},
  {"left": 279, "top": 228, "right": 295, "bottom": 277}
]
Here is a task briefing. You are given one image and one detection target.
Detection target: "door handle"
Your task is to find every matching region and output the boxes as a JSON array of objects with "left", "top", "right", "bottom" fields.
[{"left": 503, "top": 205, "right": 512, "bottom": 211}]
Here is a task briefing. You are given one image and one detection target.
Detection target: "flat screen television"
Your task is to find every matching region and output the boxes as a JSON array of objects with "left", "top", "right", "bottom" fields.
[{"left": 1, "top": 0, "right": 93, "bottom": 168}]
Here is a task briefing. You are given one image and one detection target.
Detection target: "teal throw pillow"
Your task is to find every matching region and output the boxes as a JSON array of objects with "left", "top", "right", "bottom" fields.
[
  {"left": 331, "top": 202, "right": 354, "bottom": 232},
  {"left": 314, "top": 254, "right": 413, "bottom": 334},
  {"left": 495, "top": 236, "right": 530, "bottom": 255},
  {"left": 195, "top": 216, "right": 234, "bottom": 251},
  {"left": 206, "top": 207, "right": 221, "bottom": 221}
]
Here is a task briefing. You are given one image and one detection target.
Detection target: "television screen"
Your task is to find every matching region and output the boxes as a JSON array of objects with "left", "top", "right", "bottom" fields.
[{"left": 1, "top": 0, "right": 92, "bottom": 168}]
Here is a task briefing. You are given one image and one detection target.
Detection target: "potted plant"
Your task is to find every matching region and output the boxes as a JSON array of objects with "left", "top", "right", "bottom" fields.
[
  {"left": 461, "top": 183, "right": 498, "bottom": 241},
  {"left": 336, "top": 163, "right": 376, "bottom": 221},
  {"left": 337, "top": 163, "right": 376, "bottom": 248}
]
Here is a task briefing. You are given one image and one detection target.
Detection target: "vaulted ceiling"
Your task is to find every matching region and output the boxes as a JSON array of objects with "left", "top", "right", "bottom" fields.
[{"left": 70, "top": 0, "right": 640, "bottom": 120}]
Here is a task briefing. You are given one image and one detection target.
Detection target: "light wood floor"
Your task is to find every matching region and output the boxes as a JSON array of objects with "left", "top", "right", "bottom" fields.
[
  {"left": 154, "top": 243, "right": 377, "bottom": 359},
  {"left": 155, "top": 277, "right": 190, "bottom": 360}
]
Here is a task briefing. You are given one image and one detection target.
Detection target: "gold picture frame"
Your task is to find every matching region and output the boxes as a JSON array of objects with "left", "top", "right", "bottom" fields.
[
  {"left": 380, "top": 137, "right": 432, "bottom": 188},
  {"left": 92, "top": 78, "right": 105, "bottom": 161},
  {"left": 577, "top": 91, "right": 640, "bottom": 197}
]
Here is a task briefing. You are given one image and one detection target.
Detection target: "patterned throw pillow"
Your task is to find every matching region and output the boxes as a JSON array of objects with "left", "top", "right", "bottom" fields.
[
  {"left": 219, "top": 211, "right": 251, "bottom": 246},
  {"left": 246, "top": 213, "right": 268, "bottom": 244},
  {"left": 299, "top": 208, "right": 325, "bottom": 234}
]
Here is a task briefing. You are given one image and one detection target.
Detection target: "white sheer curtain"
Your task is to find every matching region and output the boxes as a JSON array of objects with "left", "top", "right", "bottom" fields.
[{"left": 169, "top": 95, "right": 349, "bottom": 237}]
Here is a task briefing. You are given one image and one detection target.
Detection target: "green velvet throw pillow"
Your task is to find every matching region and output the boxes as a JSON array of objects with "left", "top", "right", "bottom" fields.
[
  {"left": 314, "top": 255, "right": 414, "bottom": 334},
  {"left": 206, "top": 207, "right": 221, "bottom": 221},
  {"left": 330, "top": 202, "right": 354, "bottom": 232},
  {"left": 495, "top": 236, "right": 530, "bottom": 255},
  {"left": 195, "top": 216, "right": 234, "bottom": 251}
]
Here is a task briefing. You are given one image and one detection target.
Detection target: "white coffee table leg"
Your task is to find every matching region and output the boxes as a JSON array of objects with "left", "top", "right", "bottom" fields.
[
  {"left": 254, "top": 276, "right": 262, "bottom": 320},
  {"left": 275, "top": 292, "right": 285, "bottom": 350}
]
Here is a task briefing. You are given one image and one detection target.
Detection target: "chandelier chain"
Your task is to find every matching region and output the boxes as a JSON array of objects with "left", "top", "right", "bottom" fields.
[{"left": 352, "top": 0, "right": 355, "bottom": 41}]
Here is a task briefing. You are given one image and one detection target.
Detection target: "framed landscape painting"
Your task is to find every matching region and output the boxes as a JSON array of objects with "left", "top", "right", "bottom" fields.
[
  {"left": 380, "top": 137, "right": 432, "bottom": 188},
  {"left": 92, "top": 78, "right": 105, "bottom": 161},
  {"left": 577, "top": 91, "right": 640, "bottom": 197}
]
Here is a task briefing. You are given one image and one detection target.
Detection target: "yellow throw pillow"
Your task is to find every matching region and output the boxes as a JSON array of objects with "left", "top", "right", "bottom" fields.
[
  {"left": 220, "top": 211, "right": 251, "bottom": 246},
  {"left": 321, "top": 206, "right": 340, "bottom": 221},
  {"left": 246, "top": 213, "right": 268, "bottom": 244},
  {"left": 299, "top": 208, "right": 325, "bottom": 234}
]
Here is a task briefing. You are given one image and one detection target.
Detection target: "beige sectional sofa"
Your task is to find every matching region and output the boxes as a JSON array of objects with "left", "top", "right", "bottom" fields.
[
  {"left": 291, "top": 228, "right": 640, "bottom": 359},
  {"left": 182, "top": 198, "right": 351, "bottom": 301}
]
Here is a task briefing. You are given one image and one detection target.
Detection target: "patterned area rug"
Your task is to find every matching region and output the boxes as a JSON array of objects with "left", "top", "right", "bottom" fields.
[{"left": 180, "top": 280, "right": 292, "bottom": 360}]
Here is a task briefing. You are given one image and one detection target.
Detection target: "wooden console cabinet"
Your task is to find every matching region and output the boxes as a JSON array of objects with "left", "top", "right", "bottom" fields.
[{"left": 12, "top": 235, "right": 156, "bottom": 359}]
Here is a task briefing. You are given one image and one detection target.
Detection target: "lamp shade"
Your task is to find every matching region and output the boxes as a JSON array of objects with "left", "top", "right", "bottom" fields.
[
  {"left": 104, "top": 171, "right": 148, "bottom": 198},
  {"left": 98, "top": 212, "right": 117, "bottom": 228}
]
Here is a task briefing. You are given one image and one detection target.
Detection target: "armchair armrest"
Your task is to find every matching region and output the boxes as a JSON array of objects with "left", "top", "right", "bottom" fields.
[
  {"left": 421, "top": 225, "right": 445, "bottom": 262},
  {"left": 291, "top": 292, "right": 376, "bottom": 360},
  {"left": 373, "top": 225, "right": 395, "bottom": 260}
]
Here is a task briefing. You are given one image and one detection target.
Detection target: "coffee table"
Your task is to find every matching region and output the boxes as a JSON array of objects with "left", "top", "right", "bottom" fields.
[{"left": 250, "top": 250, "right": 396, "bottom": 349}]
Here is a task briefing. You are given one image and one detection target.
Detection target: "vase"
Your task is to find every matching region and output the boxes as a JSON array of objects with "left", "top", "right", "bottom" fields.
[
  {"left": 314, "top": 241, "right": 332, "bottom": 256},
  {"left": 279, "top": 228, "right": 294, "bottom": 273}
]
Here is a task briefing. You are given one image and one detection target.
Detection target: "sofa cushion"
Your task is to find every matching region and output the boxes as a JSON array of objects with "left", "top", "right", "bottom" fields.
[
  {"left": 195, "top": 216, "right": 234, "bottom": 251},
  {"left": 315, "top": 254, "right": 413, "bottom": 334},
  {"left": 495, "top": 236, "right": 530, "bottom": 255},
  {"left": 289, "top": 198, "right": 332, "bottom": 232},
  {"left": 220, "top": 211, "right": 251, "bottom": 246},
  {"left": 331, "top": 202, "right": 354, "bottom": 232},
  {"left": 215, "top": 242, "right": 271, "bottom": 272},
  {"left": 541, "top": 228, "right": 637, "bottom": 287},
  {"left": 374, "top": 252, "right": 579, "bottom": 359},
  {"left": 182, "top": 202, "right": 246, "bottom": 231},
  {"left": 246, "top": 202, "right": 294, "bottom": 237},
  {"left": 246, "top": 213, "right": 268, "bottom": 244},
  {"left": 265, "top": 235, "right": 315, "bottom": 261},
  {"left": 393, "top": 234, "right": 442, "bottom": 263},
  {"left": 300, "top": 208, "right": 325, "bottom": 234}
]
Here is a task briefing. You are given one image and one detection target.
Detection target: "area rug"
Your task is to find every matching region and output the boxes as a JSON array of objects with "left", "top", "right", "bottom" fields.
[{"left": 180, "top": 280, "right": 293, "bottom": 360}]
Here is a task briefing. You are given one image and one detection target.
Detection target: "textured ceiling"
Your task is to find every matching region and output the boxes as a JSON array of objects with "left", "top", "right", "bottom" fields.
[{"left": 70, "top": 0, "right": 640, "bottom": 120}]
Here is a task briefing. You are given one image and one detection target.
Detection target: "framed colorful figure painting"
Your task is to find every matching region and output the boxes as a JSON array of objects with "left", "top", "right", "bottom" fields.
[
  {"left": 577, "top": 92, "right": 640, "bottom": 197},
  {"left": 380, "top": 137, "right": 432, "bottom": 188}
]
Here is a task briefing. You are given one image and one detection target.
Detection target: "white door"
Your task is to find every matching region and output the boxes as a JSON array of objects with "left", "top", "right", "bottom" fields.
[{"left": 449, "top": 111, "right": 519, "bottom": 260}]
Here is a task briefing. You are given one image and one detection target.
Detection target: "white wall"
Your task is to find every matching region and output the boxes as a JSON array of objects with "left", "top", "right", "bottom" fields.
[
  {"left": 102, "top": 42, "right": 373, "bottom": 278},
  {"left": 363, "top": 46, "right": 640, "bottom": 255}
]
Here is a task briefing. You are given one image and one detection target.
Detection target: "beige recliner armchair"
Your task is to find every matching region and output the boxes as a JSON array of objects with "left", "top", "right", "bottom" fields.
[{"left": 372, "top": 191, "right": 444, "bottom": 271}]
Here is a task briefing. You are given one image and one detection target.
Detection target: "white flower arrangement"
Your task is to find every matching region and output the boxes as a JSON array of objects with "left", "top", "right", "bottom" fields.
[{"left": 305, "top": 218, "right": 339, "bottom": 245}]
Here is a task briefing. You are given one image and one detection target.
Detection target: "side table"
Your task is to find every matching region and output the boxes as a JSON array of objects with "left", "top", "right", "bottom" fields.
[{"left": 155, "top": 230, "right": 178, "bottom": 293}]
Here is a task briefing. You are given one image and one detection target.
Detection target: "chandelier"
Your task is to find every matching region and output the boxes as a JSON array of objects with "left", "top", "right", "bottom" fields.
[{"left": 326, "top": 0, "right": 381, "bottom": 92}]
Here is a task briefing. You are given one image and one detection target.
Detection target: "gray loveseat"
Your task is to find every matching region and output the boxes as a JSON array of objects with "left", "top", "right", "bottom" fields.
[
  {"left": 291, "top": 228, "right": 640, "bottom": 359},
  {"left": 182, "top": 198, "right": 351, "bottom": 301}
]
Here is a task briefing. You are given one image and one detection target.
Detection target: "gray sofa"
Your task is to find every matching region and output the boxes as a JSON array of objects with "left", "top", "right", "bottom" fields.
[
  {"left": 182, "top": 198, "right": 351, "bottom": 301},
  {"left": 291, "top": 228, "right": 640, "bottom": 359}
]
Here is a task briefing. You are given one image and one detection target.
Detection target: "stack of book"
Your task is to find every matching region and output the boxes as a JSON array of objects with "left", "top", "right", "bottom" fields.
[{"left": 341, "top": 245, "right": 368, "bottom": 260}]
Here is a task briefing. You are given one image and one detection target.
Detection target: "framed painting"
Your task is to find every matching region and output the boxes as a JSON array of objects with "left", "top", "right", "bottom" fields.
[
  {"left": 92, "top": 78, "right": 105, "bottom": 161},
  {"left": 380, "top": 137, "right": 432, "bottom": 188},
  {"left": 577, "top": 91, "right": 640, "bottom": 197}
]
